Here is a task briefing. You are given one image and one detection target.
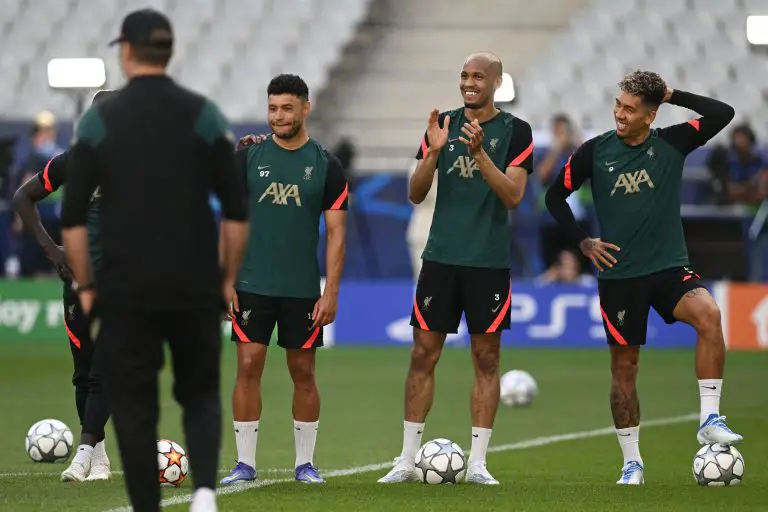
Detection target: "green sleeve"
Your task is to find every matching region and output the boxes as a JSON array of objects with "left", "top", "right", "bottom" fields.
[
  {"left": 73, "top": 106, "right": 106, "bottom": 149},
  {"left": 195, "top": 99, "right": 234, "bottom": 146}
]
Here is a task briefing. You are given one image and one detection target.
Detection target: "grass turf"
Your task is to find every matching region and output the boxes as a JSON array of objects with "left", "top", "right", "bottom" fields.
[{"left": 0, "top": 343, "right": 765, "bottom": 511}]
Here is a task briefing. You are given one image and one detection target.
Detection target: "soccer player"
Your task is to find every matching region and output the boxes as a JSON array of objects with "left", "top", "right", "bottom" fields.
[
  {"left": 545, "top": 70, "right": 741, "bottom": 485},
  {"left": 13, "top": 90, "right": 116, "bottom": 483},
  {"left": 220, "top": 74, "right": 348, "bottom": 485},
  {"left": 378, "top": 53, "right": 533, "bottom": 485}
]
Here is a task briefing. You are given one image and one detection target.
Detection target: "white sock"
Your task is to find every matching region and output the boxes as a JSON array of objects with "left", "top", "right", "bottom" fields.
[
  {"left": 616, "top": 426, "right": 642, "bottom": 465},
  {"left": 92, "top": 440, "right": 108, "bottom": 463},
  {"left": 73, "top": 444, "right": 94, "bottom": 466},
  {"left": 699, "top": 379, "right": 722, "bottom": 425},
  {"left": 469, "top": 427, "right": 492, "bottom": 465},
  {"left": 190, "top": 487, "right": 217, "bottom": 512},
  {"left": 400, "top": 421, "right": 425, "bottom": 463},
  {"left": 294, "top": 420, "right": 319, "bottom": 467},
  {"left": 234, "top": 420, "right": 259, "bottom": 470}
]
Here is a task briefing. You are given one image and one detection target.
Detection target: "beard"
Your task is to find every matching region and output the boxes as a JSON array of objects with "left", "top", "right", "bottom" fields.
[{"left": 272, "top": 119, "right": 303, "bottom": 139}]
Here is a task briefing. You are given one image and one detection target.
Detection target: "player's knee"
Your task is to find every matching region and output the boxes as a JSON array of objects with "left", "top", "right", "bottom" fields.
[
  {"left": 288, "top": 356, "right": 315, "bottom": 385},
  {"left": 237, "top": 351, "right": 264, "bottom": 381},
  {"left": 693, "top": 302, "right": 722, "bottom": 336},
  {"left": 472, "top": 350, "right": 499, "bottom": 376},
  {"left": 610, "top": 350, "right": 639, "bottom": 381},
  {"left": 410, "top": 342, "right": 440, "bottom": 373}
]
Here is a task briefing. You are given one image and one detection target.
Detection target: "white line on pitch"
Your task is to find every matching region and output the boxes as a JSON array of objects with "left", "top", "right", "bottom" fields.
[
  {"left": 0, "top": 468, "right": 295, "bottom": 479},
  {"left": 102, "top": 412, "right": 699, "bottom": 512}
]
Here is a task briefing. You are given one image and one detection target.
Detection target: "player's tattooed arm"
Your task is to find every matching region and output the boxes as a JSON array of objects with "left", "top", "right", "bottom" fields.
[{"left": 610, "top": 385, "right": 640, "bottom": 429}]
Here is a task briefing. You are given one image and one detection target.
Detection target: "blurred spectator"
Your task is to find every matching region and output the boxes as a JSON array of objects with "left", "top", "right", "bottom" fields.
[
  {"left": 13, "top": 111, "right": 64, "bottom": 277},
  {"left": 707, "top": 124, "right": 768, "bottom": 280},
  {"left": 536, "top": 249, "right": 595, "bottom": 286},
  {"left": 536, "top": 114, "right": 592, "bottom": 270},
  {"left": 332, "top": 137, "right": 356, "bottom": 189}
]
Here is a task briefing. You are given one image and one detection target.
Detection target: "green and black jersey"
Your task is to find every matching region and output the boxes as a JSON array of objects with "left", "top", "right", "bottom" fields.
[
  {"left": 416, "top": 108, "right": 534, "bottom": 269},
  {"left": 60, "top": 75, "right": 248, "bottom": 308},
  {"left": 37, "top": 152, "right": 103, "bottom": 271},
  {"left": 546, "top": 90, "right": 735, "bottom": 279},
  {"left": 236, "top": 137, "right": 348, "bottom": 299}
]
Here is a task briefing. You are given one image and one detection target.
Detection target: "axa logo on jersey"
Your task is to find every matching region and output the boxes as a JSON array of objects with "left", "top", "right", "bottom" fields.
[
  {"left": 446, "top": 155, "right": 479, "bottom": 179},
  {"left": 610, "top": 169, "right": 655, "bottom": 196},
  {"left": 259, "top": 182, "right": 302, "bottom": 206}
]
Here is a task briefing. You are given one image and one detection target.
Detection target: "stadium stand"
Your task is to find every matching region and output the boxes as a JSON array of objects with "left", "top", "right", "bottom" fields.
[{"left": 0, "top": 0, "right": 371, "bottom": 121}]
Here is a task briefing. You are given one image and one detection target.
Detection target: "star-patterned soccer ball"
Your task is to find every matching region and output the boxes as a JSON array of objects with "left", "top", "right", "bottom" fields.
[
  {"left": 415, "top": 438, "right": 466, "bottom": 484},
  {"left": 157, "top": 439, "right": 189, "bottom": 487},
  {"left": 25, "top": 419, "right": 73, "bottom": 462},
  {"left": 693, "top": 443, "right": 744, "bottom": 486}
]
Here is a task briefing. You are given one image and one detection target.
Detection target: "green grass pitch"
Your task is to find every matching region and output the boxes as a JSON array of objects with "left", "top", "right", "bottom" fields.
[{"left": 0, "top": 343, "right": 766, "bottom": 511}]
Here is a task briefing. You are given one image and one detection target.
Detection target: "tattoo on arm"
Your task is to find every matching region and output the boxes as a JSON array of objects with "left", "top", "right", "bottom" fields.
[{"left": 610, "top": 385, "right": 640, "bottom": 429}]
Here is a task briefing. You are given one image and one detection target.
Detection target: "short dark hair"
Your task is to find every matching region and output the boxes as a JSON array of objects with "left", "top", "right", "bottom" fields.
[
  {"left": 267, "top": 74, "right": 309, "bottom": 101},
  {"left": 132, "top": 30, "right": 173, "bottom": 67},
  {"left": 92, "top": 89, "right": 118, "bottom": 105},
  {"left": 618, "top": 70, "right": 667, "bottom": 108},
  {"left": 552, "top": 113, "right": 572, "bottom": 127},
  {"left": 732, "top": 123, "right": 756, "bottom": 145}
]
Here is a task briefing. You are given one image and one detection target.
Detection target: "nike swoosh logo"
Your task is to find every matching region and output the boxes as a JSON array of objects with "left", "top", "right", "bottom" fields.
[
  {"left": 605, "top": 161, "right": 618, "bottom": 166},
  {"left": 618, "top": 433, "right": 631, "bottom": 437},
  {"left": 258, "top": 165, "right": 270, "bottom": 170},
  {"left": 702, "top": 385, "right": 717, "bottom": 390},
  {"left": 472, "top": 434, "right": 479, "bottom": 438},
  {"left": 417, "top": 430, "right": 423, "bottom": 435},
  {"left": 491, "top": 303, "right": 502, "bottom": 313},
  {"left": 448, "top": 138, "right": 460, "bottom": 143}
]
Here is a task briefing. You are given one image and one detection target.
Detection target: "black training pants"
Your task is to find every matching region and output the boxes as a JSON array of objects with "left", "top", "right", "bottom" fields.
[{"left": 98, "top": 304, "right": 222, "bottom": 512}]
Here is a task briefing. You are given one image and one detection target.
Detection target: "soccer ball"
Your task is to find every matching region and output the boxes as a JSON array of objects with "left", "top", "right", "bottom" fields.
[
  {"left": 25, "top": 419, "right": 73, "bottom": 462},
  {"left": 415, "top": 438, "right": 466, "bottom": 484},
  {"left": 692, "top": 443, "right": 744, "bottom": 487},
  {"left": 500, "top": 369, "right": 538, "bottom": 406},
  {"left": 157, "top": 439, "right": 189, "bottom": 487}
]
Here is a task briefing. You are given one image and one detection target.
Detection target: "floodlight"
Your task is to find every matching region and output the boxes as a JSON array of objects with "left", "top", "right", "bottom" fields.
[
  {"left": 747, "top": 15, "right": 768, "bottom": 46},
  {"left": 495, "top": 73, "right": 515, "bottom": 103},
  {"left": 47, "top": 58, "right": 106, "bottom": 89}
]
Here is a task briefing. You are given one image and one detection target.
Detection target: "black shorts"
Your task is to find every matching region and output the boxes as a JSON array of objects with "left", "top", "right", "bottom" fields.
[
  {"left": 598, "top": 266, "right": 705, "bottom": 346},
  {"left": 230, "top": 291, "right": 322, "bottom": 349},
  {"left": 410, "top": 260, "right": 511, "bottom": 335}
]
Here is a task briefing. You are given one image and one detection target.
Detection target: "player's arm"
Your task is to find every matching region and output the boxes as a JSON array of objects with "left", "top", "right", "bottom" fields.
[
  {"left": 460, "top": 117, "right": 533, "bottom": 209},
  {"left": 658, "top": 89, "right": 736, "bottom": 156},
  {"left": 409, "top": 110, "right": 449, "bottom": 204},
  {"left": 218, "top": 147, "right": 249, "bottom": 276},
  {"left": 545, "top": 138, "right": 620, "bottom": 271},
  {"left": 314, "top": 152, "right": 348, "bottom": 329},
  {"left": 13, "top": 153, "right": 71, "bottom": 279}
]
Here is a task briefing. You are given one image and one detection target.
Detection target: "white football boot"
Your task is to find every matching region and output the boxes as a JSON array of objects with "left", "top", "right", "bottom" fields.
[
  {"left": 86, "top": 440, "right": 112, "bottom": 481},
  {"left": 61, "top": 457, "right": 90, "bottom": 483},
  {"left": 465, "top": 461, "right": 499, "bottom": 485},
  {"left": 616, "top": 460, "right": 644, "bottom": 485},
  {"left": 377, "top": 457, "right": 418, "bottom": 483},
  {"left": 697, "top": 414, "right": 743, "bottom": 446}
]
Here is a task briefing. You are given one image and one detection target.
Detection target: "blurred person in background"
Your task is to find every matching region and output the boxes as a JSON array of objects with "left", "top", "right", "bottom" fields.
[
  {"left": 536, "top": 114, "right": 592, "bottom": 271},
  {"left": 14, "top": 111, "right": 65, "bottom": 277},
  {"left": 706, "top": 124, "right": 768, "bottom": 280},
  {"left": 536, "top": 248, "right": 595, "bottom": 286}
]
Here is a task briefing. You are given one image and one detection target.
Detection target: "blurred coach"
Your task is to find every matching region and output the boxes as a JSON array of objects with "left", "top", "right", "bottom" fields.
[{"left": 60, "top": 9, "right": 248, "bottom": 512}]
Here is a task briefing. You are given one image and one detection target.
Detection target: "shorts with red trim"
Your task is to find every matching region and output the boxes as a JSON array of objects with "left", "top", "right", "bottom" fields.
[
  {"left": 598, "top": 266, "right": 705, "bottom": 346},
  {"left": 410, "top": 260, "right": 511, "bottom": 335},
  {"left": 230, "top": 291, "right": 322, "bottom": 349}
]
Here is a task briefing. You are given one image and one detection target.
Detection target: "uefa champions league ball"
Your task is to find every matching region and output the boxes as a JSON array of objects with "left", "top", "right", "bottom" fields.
[
  {"left": 415, "top": 438, "right": 466, "bottom": 484},
  {"left": 157, "top": 439, "right": 189, "bottom": 487},
  {"left": 500, "top": 370, "right": 538, "bottom": 406},
  {"left": 25, "top": 419, "right": 73, "bottom": 463},
  {"left": 693, "top": 443, "right": 744, "bottom": 487}
]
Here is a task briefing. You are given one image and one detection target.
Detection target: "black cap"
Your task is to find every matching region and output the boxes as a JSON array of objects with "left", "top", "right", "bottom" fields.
[{"left": 109, "top": 9, "right": 173, "bottom": 48}]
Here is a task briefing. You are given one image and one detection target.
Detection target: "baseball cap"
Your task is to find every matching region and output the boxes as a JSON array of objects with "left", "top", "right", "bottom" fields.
[{"left": 109, "top": 9, "right": 173, "bottom": 48}]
